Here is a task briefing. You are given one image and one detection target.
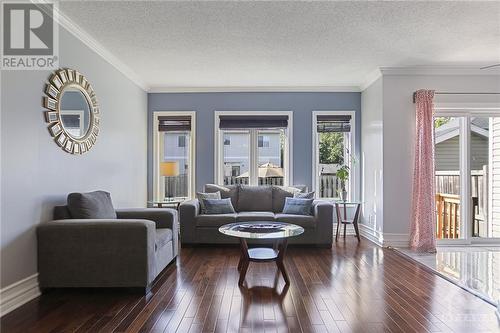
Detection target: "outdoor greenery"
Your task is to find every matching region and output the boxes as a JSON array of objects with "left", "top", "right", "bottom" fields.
[
  {"left": 319, "top": 133, "right": 344, "bottom": 165},
  {"left": 434, "top": 117, "right": 451, "bottom": 128}
]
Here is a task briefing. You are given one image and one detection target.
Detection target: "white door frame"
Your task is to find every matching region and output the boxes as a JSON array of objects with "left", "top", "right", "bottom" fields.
[
  {"left": 434, "top": 103, "right": 500, "bottom": 246},
  {"left": 152, "top": 111, "right": 196, "bottom": 201}
]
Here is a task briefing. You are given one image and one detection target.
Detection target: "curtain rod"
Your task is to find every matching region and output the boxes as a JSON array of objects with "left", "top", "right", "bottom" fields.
[{"left": 412, "top": 92, "right": 500, "bottom": 103}]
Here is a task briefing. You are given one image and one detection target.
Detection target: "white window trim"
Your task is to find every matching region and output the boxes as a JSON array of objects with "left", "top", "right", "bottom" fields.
[
  {"left": 434, "top": 105, "right": 500, "bottom": 246},
  {"left": 152, "top": 111, "right": 196, "bottom": 201},
  {"left": 214, "top": 111, "right": 293, "bottom": 186},
  {"left": 312, "top": 110, "right": 357, "bottom": 200},
  {"left": 60, "top": 110, "right": 85, "bottom": 136}
]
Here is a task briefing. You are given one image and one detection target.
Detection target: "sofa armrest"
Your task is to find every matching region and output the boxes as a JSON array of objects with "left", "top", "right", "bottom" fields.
[
  {"left": 116, "top": 208, "right": 178, "bottom": 231},
  {"left": 37, "top": 219, "right": 156, "bottom": 288},
  {"left": 312, "top": 200, "right": 333, "bottom": 245},
  {"left": 179, "top": 199, "right": 200, "bottom": 244}
]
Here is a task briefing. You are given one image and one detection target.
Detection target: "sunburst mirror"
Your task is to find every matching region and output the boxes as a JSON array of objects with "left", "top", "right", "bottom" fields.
[{"left": 43, "top": 68, "right": 100, "bottom": 154}]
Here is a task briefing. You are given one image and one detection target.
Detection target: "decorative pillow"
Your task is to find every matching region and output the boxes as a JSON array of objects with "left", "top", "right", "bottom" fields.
[
  {"left": 197, "top": 191, "right": 221, "bottom": 213},
  {"left": 202, "top": 198, "right": 236, "bottom": 215},
  {"left": 294, "top": 191, "right": 315, "bottom": 199},
  {"left": 204, "top": 184, "right": 239, "bottom": 210},
  {"left": 282, "top": 197, "right": 314, "bottom": 216},
  {"left": 272, "top": 186, "right": 301, "bottom": 213},
  {"left": 67, "top": 191, "right": 117, "bottom": 219}
]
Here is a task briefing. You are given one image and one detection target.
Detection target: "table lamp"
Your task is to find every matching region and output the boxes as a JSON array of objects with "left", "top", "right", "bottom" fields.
[{"left": 160, "top": 161, "right": 179, "bottom": 201}]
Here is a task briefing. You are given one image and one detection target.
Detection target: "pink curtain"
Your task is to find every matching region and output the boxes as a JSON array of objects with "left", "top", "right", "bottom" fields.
[{"left": 410, "top": 90, "right": 437, "bottom": 253}]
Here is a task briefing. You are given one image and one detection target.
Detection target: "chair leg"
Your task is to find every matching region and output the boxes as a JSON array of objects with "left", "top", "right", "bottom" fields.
[{"left": 343, "top": 223, "right": 347, "bottom": 239}]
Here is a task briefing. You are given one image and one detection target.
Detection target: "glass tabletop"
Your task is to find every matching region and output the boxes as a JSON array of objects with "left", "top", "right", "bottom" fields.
[{"left": 219, "top": 222, "right": 304, "bottom": 239}]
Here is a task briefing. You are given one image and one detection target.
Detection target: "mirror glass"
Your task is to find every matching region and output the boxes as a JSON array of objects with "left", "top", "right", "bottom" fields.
[{"left": 59, "top": 87, "right": 91, "bottom": 139}]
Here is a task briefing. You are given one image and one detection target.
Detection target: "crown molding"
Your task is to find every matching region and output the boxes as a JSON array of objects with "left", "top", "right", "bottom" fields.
[
  {"left": 359, "top": 68, "right": 382, "bottom": 91},
  {"left": 379, "top": 66, "right": 500, "bottom": 76},
  {"left": 148, "top": 86, "right": 361, "bottom": 93},
  {"left": 34, "top": 0, "right": 149, "bottom": 91}
]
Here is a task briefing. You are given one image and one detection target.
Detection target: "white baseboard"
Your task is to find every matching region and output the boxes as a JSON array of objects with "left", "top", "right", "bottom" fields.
[
  {"left": 359, "top": 224, "right": 383, "bottom": 246},
  {"left": 382, "top": 233, "right": 409, "bottom": 248},
  {"left": 0, "top": 274, "right": 40, "bottom": 317}
]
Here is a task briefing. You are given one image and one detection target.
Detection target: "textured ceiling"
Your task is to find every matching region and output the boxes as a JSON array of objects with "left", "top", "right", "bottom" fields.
[{"left": 59, "top": 1, "right": 500, "bottom": 89}]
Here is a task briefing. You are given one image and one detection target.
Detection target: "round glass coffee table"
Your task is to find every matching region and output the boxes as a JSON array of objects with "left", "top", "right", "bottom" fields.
[{"left": 219, "top": 222, "right": 304, "bottom": 285}]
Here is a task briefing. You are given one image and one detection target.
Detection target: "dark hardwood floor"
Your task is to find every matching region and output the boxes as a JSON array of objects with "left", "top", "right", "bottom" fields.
[{"left": 1, "top": 238, "right": 498, "bottom": 333}]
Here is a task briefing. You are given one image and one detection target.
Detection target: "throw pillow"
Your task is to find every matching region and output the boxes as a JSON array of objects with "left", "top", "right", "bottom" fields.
[
  {"left": 197, "top": 191, "right": 221, "bottom": 213},
  {"left": 272, "top": 186, "right": 301, "bottom": 213},
  {"left": 202, "top": 198, "right": 236, "bottom": 214},
  {"left": 282, "top": 197, "right": 314, "bottom": 216},
  {"left": 67, "top": 191, "right": 117, "bottom": 219},
  {"left": 294, "top": 191, "right": 315, "bottom": 199},
  {"left": 204, "top": 184, "right": 239, "bottom": 210}
]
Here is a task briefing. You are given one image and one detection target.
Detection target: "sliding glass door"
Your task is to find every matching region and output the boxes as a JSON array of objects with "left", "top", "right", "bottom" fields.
[{"left": 434, "top": 112, "right": 500, "bottom": 243}]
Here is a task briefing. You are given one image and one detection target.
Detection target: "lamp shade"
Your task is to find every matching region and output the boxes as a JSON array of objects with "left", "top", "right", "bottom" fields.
[{"left": 160, "top": 161, "right": 179, "bottom": 177}]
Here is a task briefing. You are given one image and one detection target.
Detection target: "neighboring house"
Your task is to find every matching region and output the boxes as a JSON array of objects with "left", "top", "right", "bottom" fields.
[
  {"left": 435, "top": 118, "right": 489, "bottom": 171},
  {"left": 164, "top": 132, "right": 190, "bottom": 175},
  {"left": 222, "top": 132, "right": 281, "bottom": 177}
]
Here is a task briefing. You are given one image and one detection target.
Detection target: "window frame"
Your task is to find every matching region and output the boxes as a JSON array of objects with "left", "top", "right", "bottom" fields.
[
  {"left": 312, "top": 110, "right": 356, "bottom": 200},
  {"left": 214, "top": 111, "right": 293, "bottom": 186},
  {"left": 153, "top": 111, "right": 196, "bottom": 201}
]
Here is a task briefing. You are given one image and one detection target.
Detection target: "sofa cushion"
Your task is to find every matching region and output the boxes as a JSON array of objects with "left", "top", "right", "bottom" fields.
[
  {"left": 275, "top": 213, "right": 316, "bottom": 229},
  {"left": 282, "top": 198, "right": 314, "bottom": 216},
  {"left": 203, "top": 198, "right": 236, "bottom": 214},
  {"left": 204, "top": 184, "right": 239, "bottom": 210},
  {"left": 196, "top": 213, "right": 237, "bottom": 227},
  {"left": 272, "top": 186, "right": 302, "bottom": 213},
  {"left": 236, "top": 211, "right": 275, "bottom": 222},
  {"left": 197, "top": 191, "right": 221, "bottom": 213},
  {"left": 238, "top": 185, "right": 272, "bottom": 212},
  {"left": 67, "top": 191, "right": 117, "bottom": 219},
  {"left": 155, "top": 228, "right": 173, "bottom": 251}
]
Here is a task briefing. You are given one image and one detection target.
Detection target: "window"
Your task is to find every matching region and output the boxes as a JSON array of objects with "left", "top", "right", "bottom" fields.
[
  {"left": 153, "top": 112, "right": 195, "bottom": 201},
  {"left": 313, "top": 112, "right": 355, "bottom": 199},
  {"left": 215, "top": 112, "right": 292, "bottom": 186},
  {"left": 258, "top": 135, "right": 270, "bottom": 148},
  {"left": 178, "top": 135, "right": 186, "bottom": 147}
]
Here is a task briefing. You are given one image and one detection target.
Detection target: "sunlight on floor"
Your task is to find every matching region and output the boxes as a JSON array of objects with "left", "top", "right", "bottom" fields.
[{"left": 396, "top": 247, "right": 500, "bottom": 307}]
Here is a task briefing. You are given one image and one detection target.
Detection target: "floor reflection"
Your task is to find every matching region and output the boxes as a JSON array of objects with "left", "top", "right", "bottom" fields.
[{"left": 396, "top": 247, "right": 500, "bottom": 305}]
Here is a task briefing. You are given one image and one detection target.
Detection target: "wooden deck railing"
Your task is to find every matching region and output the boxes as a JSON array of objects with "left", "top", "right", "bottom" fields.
[{"left": 435, "top": 193, "right": 460, "bottom": 239}]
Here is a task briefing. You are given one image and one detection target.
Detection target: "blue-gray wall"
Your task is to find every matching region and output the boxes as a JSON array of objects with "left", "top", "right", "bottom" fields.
[
  {"left": 1, "top": 27, "right": 147, "bottom": 288},
  {"left": 148, "top": 92, "right": 361, "bottom": 198}
]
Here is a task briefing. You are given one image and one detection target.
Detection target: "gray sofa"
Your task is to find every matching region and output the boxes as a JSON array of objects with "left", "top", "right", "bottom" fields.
[
  {"left": 179, "top": 184, "right": 333, "bottom": 246},
  {"left": 37, "top": 204, "right": 178, "bottom": 292}
]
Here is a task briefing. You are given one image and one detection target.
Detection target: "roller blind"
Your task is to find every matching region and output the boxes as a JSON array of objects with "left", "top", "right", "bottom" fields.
[
  {"left": 316, "top": 114, "right": 351, "bottom": 133},
  {"left": 219, "top": 115, "right": 288, "bottom": 129},
  {"left": 158, "top": 116, "right": 191, "bottom": 132}
]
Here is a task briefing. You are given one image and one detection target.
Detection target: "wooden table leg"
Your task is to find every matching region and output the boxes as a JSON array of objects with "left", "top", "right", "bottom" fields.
[
  {"left": 335, "top": 204, "right": 341, "bottom": 242},
  {"left": 238, "top": 238, "right": 250, "bottom": 285},
  {"left": 276, "top": 239, "right": 290, "bottom": 285},
  {"left": 353, "top": 203, "right": 361, "bottom": 242}
]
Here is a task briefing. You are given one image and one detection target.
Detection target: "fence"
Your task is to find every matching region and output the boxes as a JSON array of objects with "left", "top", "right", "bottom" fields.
[
  {"left": 223, "top": 174, "right": 342, "bottom": 198},
  {"left": 435, "top": 168, "right": 488, "bottom": 239}
]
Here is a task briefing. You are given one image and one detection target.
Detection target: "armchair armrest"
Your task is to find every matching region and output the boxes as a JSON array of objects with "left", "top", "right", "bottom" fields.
[
  {"left": 312, "top": 200, "right": 333, "bottom": 245},
  {"left": 179, "top": 199, "right": 200, "bottom": 244},
  {"left": 116, "top": 208, "right": 178, "bottom": 231},
  {"left": 37, "top": 219, "right": 156, "bottom": 288}
]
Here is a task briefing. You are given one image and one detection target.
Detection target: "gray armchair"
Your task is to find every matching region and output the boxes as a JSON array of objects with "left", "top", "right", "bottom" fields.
[{"left": 37, "top": 207, "right": 178, "bottom": 292}]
